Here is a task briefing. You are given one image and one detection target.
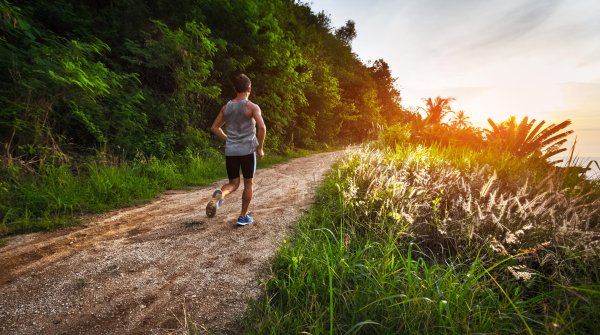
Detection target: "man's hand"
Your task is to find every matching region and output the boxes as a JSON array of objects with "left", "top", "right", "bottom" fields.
[{"left": 257, "top": 146, "right": 264, "bottom": 160}]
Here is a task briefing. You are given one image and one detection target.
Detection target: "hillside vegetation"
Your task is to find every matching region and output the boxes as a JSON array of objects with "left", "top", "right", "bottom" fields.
[
  {"left": 1, "top": 0, "right": 402, "bottom": 234},
  {"left": 1, "top": 0, "right": 403, "bottom": 160}
]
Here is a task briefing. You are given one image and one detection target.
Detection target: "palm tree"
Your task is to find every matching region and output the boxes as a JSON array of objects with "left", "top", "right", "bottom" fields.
[
  {"left": 450, "top": 110, "right": 471, "bottom": 129},
  {"left": 421, "top": 96, "right": 455, "bottom": 124},
  {"left": 485, "top": 116, "right": 573, "bottom": 160}
]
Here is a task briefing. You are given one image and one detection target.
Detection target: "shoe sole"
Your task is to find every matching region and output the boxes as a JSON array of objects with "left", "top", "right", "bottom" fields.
[
  {"left": 205, "top": 190, "right": 222, "bottom": 218},
  {"left": 206, "top": 200, "right": 217, "bottom": 218}
]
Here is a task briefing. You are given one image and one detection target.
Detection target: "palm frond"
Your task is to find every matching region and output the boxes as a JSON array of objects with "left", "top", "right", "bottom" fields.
[
  {"left": 529, "top": 120, "right": 572, "bottom": 145},
  {"left": 487, "top": 118, "right": 500, "bottom": 136},
  {"left": 524, "top": 120, "right": 546, "bottom": 143},
  {"left": 515, "top": 117, "right": 532, "bottom": 147},
  {"left": 484, "top": 116, "right": 573, "bottom": 162},
  {"left": 540, "top": 130, "right": 573, "bottom": 149},
  {"left": 541, "top": 147, "right": 567, "bottom": 160}
]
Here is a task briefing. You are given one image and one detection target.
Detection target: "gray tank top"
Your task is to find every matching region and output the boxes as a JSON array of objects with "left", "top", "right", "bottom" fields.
[{"left": 224, "top": 99, "right": 258, "bottom": 156}]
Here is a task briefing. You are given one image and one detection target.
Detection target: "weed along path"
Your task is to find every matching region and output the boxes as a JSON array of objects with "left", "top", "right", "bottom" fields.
[{"left": 0, "top": 151, "right": 345, "bottom": 335}]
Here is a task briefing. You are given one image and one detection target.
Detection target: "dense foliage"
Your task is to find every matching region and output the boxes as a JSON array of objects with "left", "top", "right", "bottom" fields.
[{"left": 1, "top": 0, "right": 403, "bottom": 166}]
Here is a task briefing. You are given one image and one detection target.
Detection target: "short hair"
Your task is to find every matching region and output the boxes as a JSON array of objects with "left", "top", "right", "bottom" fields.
[{"left": 232, "top": 73, "right": 251, "bottom": 93}]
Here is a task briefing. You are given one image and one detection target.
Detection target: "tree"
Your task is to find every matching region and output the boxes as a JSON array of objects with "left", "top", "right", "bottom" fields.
[
  {"left": 450, "top": 110, "right": 471, "bottom": 129},
  {"left": 369, "top": 59, "right": 404, "bottom": 125},
  {"left": 122, "top": 19, "right": 221, "bottom": 155},
  {"left": 421, "top": 96, "right": 455, "bottom": 124},
  {"left": 334, "top": 20, "right": 356, "bottom": 46},
  {"left": 485, "top": 116, "right": 573, "bottom": 160}
]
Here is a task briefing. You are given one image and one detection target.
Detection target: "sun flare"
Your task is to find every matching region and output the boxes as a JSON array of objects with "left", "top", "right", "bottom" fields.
[{"left": 472, "top": 83, "right": 566, "bottom": 126}]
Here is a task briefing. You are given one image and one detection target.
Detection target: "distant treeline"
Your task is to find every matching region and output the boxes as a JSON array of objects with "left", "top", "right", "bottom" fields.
[{"left": 1, "top": 0, "right": 405, "bottom": 165}]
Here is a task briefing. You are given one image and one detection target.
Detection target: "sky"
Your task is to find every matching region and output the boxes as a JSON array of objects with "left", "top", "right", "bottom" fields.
[{"left": 309, "top": 0, "right": 600, "bottom": 157}]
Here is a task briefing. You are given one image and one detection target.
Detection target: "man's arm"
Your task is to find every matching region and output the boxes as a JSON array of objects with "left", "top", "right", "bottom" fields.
[
  {"left": 252, "top": 104, "right": 266, "bottom": 159},
  {"left": 210, "top": 106, "right": 227, "bottom": 141}
]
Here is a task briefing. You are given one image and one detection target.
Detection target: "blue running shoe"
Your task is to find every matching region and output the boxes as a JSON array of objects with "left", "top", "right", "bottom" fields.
[
  {"left": 205, "top": 190, "right": 223, "bottom": 218},
  {"left": 237, "top": 214, "right": 254, "bottom": 226}
]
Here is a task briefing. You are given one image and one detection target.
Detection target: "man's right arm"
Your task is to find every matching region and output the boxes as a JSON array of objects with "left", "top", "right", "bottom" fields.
[{"left": 210, "top": 106, "right": 227, "bottom": 141}]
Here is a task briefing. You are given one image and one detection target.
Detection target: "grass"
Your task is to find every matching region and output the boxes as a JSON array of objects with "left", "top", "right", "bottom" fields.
[
  {"left": 0, "top": 148, "right": 324, "bottom": 237},
  {"left": 0, "top": 153, "right": 222, "bottom": 235},
  {"left": 245, "top": 191, "right": 532, "bottom": 334},
  {"left": 243, "top": 143, "right": 600, "bottom": 334}
]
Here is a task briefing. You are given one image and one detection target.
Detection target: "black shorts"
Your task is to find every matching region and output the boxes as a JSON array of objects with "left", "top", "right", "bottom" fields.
[{"left": 225, "top": 153, "right": 256, "bottom": 180}]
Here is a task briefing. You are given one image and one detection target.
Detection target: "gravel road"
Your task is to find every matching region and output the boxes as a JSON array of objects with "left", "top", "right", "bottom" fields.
[{"left": 0, "top": 150, "right": 345, "bottom": 334}]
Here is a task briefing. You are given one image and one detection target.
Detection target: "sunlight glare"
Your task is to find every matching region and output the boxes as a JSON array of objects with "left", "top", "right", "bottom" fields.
[{"left": 468, "top": 83, "right": 566, "bottom": 127}]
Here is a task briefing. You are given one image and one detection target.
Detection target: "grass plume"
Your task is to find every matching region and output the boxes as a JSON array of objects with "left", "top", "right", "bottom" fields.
[{"left": 244, "top": 143, "right": 600, "bottom": 334}]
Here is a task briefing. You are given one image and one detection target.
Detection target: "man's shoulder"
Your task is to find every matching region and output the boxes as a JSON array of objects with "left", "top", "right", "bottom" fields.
[{"left": 246, "top": 100, "right": 261, "bottom": 110}]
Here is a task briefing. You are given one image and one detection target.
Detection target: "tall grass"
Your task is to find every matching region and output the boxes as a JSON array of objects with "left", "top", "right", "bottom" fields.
[
  {"left": 244, "top": 144, "right": 600, "bottom": 334},
  {"left": 0, "top": 152, "right": 225, "bottom": 235}
]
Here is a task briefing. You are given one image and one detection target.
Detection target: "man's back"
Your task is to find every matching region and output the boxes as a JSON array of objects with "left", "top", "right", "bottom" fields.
[{"left": 223, "top": 99, "right": 258, "bottom": 156}]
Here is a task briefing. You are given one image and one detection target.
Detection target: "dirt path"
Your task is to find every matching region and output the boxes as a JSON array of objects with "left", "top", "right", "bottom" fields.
[{"left": 0, "top": 151, "right": 345, "bottom": 334}]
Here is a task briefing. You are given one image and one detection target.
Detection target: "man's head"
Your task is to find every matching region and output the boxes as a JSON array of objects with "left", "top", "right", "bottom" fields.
[{"left": 232, "top": 73, "right": 251, "bottom": 93}]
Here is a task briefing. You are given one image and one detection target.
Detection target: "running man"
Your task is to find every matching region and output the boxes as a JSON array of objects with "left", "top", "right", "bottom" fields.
[{"left": 206, "top": 74, "right": 266, "bottom": 225}]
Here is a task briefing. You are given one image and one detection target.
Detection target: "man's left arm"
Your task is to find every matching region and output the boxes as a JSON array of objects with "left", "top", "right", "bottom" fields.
[{"left": 252, "top": 104, "right": 266, "bottom": 159}]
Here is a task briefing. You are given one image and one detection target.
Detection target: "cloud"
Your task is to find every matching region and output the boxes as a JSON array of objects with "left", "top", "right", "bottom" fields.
[
  {"left": 577, "top": 46, "right": 600, "bottom": 68},
  {"left": 465, "top": 0, "right": 562, "bottom": 49}
]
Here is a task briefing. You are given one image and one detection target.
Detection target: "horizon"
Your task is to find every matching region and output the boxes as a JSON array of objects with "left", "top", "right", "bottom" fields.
[{"left": 309, "top": 0, "right": 600, "bottom": 156}]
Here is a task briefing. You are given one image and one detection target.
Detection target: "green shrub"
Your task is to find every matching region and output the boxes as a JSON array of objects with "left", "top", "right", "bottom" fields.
[{"left": 376, "top": 123, "right": 411, "bottom": 149}]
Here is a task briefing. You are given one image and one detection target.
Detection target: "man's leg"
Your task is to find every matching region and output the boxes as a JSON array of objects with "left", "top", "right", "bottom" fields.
[
  {"left": 241, "top": 178, "right": 253, "bottom": 216},
  {"left": 221, "top": 178, "right": 240, "bottom": 197},
  {"left": 206, "top": 156, "right": 241, "bottom": 218},
  {"left": 222, "top": 156, "right": 242, "bottom": 198},
  {"left": 237, "top": 152, "right": 256, "bottom": 225}
]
